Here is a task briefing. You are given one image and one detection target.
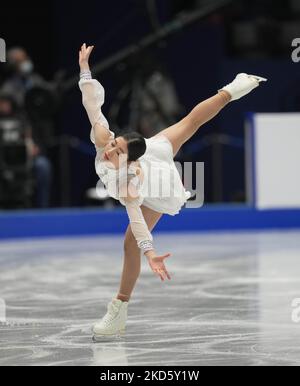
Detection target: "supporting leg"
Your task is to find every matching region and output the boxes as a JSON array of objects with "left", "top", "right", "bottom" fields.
[{"left": 116, "top": 205, "right": 163, "bottom": 302}]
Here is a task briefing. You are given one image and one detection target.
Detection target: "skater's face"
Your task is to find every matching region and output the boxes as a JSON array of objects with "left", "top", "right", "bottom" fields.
[{"left": 103, "top": 137, "right": 129, "bottom": 169}]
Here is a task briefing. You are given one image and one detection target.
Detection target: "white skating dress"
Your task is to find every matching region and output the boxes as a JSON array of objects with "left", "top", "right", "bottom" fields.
[{"left": 79, "top": 76, "right": 191, "bottom": 254}]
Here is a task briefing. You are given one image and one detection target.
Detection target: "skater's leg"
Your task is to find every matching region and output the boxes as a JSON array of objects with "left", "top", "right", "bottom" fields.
[
  {"left": 92, "top": 206, "right": 162, "bottom": 338},
  {"left": 153, "top": 73, "right": 267, "bottom": 157},
  {"left": 153, "top": 90, "right": 231, "bottom": 157},
  {"left": 116, "top": 205, "right": 163, "bottom": 302}
]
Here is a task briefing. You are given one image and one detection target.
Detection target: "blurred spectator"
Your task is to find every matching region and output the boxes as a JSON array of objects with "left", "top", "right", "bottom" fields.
[
  {"left": 2, "top": 47, "right": 44, "bottom": 106},
  {"left": 138, "top": 69, "right": 183, "bottom": 138},
  {"left": 0, "top": 47, "right": 54, "bottom": 208},
  {"left": 113, "top": 53, "right": 184, "bottom": 140},
  {"left": 0, "top": 92, "right": 52, "bottom": 208}
]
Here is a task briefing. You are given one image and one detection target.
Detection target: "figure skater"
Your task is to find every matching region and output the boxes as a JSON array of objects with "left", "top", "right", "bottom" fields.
[{"left": 78, "top": 44, "right": 267, "bottom": 340}]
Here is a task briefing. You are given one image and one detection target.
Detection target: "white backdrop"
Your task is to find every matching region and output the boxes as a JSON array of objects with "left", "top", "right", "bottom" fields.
[{"left": 246, "top": 113, "right": 300, "bottom": 209}]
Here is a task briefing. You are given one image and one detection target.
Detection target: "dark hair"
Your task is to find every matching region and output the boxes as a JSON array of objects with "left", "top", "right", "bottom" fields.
[{"left": 122, "top": 132, "right": 146, "bottom": 162}]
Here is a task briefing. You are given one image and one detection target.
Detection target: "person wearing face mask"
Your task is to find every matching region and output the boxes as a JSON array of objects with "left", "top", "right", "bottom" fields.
[
  {"left": 1, "top": 47, "right": 55, "bottom": 149},
  {"left": 1, "top": 47, "right": 44, "bottom": 107},
  {"left": 0, "top": 47, "right": 53, "bottom": 208}
]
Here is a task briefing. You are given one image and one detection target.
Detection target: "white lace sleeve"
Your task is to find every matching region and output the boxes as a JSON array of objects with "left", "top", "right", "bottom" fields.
[
  {"left": 78, "top": 76, "right": 114, "bottom": 146},
  {"left": 124, "top": 198, "right": 154, "bottom": 255}
]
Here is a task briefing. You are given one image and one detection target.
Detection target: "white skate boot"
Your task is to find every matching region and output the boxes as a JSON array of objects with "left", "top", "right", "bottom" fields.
[
  {"left": 220, "top": 73, "right": 267, "bottom": 101},
  {"left": 92, "top": 297, "right": 128, "bottom": 341}
]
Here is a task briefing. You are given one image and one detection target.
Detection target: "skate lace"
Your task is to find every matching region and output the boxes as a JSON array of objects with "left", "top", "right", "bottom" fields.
[{"left": 102, "top": 303, "right": 121, "bottom": 325}]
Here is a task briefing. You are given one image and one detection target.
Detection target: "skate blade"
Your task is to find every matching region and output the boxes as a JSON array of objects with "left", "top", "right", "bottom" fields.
[
  {"left": 92, "top": 330, "right": 125, "bottom": 343},
  {"left": 248, "top": 74, "right": 267, "bottom": 82}
]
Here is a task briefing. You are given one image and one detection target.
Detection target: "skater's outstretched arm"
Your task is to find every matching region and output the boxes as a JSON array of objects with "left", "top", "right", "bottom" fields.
[{"left": 79, "top": 44, "right": 113, "bottom": 148}]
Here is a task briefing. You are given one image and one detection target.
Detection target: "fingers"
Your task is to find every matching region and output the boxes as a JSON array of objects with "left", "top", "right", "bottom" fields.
[
  {"left": 88, "top": 45, "right": 94, "bottom": 55},
  {"left": 79, "top": 44, "right": 85, "bottom": 61},
  {"left": 163, "top": 253, "right": 171, "bottom": 259},
  {"left": 159, "top": 271, "right": 165, "bottom": 281},
  {"left": 153, "top": 268, "right": 162, "bottom": 281},
  {"left": 161, "top": 269, "right": 171, "bottom": 281},
  {"left": 149, "top": 253, "right": 172, "bottom": 281},
  {"left": 154, "top": 268, "right": 171, "bottom": 281},
  {"left": 153, "top": 253, "right": 171, "bottom": 262},
  {"left": 80, "top": 43, "right": 94, "bottom": 55}
]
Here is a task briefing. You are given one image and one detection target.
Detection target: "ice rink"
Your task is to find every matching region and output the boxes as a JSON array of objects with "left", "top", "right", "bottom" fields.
[{"left": 1, "top": 231, "right": 300, "bottom": 366}]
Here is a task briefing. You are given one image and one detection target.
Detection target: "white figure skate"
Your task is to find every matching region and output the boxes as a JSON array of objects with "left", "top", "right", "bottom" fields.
[
  {"left": 220, "top": 73, "right": 267, "bottom": 101},
  {"left": 92, "top": 298, "right": 128, "bottom": 342}
]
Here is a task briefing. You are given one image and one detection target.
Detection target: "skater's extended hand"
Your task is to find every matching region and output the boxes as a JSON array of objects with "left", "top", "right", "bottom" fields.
[
  {"left": 146, "top": 253, "right": 172, "bottom": 281},
  {"left": 79, "top": 43, "right": 94, "bottom": 71}
]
